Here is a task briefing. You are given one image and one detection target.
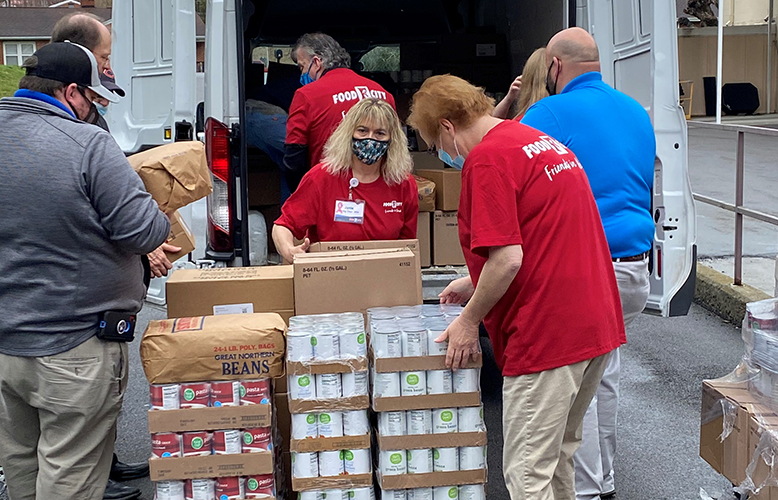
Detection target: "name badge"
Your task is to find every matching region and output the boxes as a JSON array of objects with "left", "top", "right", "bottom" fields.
[{"left": 334, "top": 199, "right": 365, "bottom": 224}]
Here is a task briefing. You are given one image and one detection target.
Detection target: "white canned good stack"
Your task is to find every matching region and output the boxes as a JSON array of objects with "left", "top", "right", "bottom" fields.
[
  {"left": 367, "top": 304, "right": 486, "bottom": 494},
  {"left": 379, "top": 484, "right": 485, "bottom": 500},
  {"left": 288, "top": 313, "right": 369, "bottom": 402},
  {"left": 287, "top": 313, "right": 373, "bottom": 492},
  {"left": 296, "top": 485, "right": 376, "bottom": 500}
]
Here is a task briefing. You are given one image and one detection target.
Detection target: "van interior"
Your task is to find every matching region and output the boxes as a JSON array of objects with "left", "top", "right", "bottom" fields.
[{"left": 236, "top": 0, "right": 565, "bottom": 254}]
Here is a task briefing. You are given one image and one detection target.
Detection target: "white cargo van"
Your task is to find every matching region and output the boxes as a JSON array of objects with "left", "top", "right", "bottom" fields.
[{"left": 126, "top": 0, "right": 697, "bottom": 317}]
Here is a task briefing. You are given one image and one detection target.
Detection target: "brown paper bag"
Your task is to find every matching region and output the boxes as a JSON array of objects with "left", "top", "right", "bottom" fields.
[
  {"left": 140, "top": 313, "right": 287, "bottom": 384},
  {"left": 128, "top": 141, "right": 212, "bottom": 213},
  {"left": 414, "top": 175, "right": 436, "bottom": 212}
]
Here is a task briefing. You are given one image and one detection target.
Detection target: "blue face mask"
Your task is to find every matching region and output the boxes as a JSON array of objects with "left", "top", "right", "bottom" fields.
[
  {"left": 299, "top": 60, "right": 315, "bottom": 86},
  {"left": 95, "top": 103, "right": 109, "bottom": 117},
  {"left": 437, "top": 135, "right": 465, "bottom": 170}
]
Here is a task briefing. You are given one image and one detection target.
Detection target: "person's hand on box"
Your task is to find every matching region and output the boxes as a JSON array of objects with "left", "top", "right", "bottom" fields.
[
  {"left": 147, "top": 243, "right": 181, "bottom": 278},
  {"left": 437, "top": 313, "right": 480, "bottom": 371},
  {"left": 284, "top": 237, "right": 311, "bottom": 264},
  {"left": 439, "top": 276, "right": 475, "bottom": 304}
]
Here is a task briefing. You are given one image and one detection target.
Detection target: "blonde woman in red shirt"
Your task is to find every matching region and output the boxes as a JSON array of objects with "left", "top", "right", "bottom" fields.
[{"left": 273, "top": 98, "right": 418, "bottom": 263}]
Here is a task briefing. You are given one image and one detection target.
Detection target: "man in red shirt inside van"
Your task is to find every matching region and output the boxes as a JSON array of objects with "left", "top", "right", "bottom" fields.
[{"left": 284, "top": 33, "right": 395, "bottom": 190}]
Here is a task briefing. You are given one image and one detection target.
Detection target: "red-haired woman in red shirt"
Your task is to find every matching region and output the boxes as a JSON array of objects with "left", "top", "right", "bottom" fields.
[{"left": 273, "top": 98, "right": 418, "bottom": 263}]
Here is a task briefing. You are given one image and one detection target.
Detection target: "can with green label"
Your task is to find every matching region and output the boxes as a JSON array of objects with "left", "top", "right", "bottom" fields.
[
  {"left": 292, "top": 413, "right": 319, "bottom": 440},
  {"left": 433, "top": 486, "right": 458, "bottom": 500},
  {"left": 340, "top": 327, "right": 367, "bottom": 358},
  {"left": 401, "top": 370, "right": 426, "bottom": 396},
  {"left": 316, "top": 411, "right": 344, "bottom": 438},
  {"left": 406, "top": 448, "right": 433, "bottom": 473},
  {"left": 432, "top": 447, "right": 459, "bottom": 472},
  {"left": 343, "top": 448, "right": 371, "bottom": 474},
  {"left": 379, "top": 449, "right": 407, "bottom": 475}
]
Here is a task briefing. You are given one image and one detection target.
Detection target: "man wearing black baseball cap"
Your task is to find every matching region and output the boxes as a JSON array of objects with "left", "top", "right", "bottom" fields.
[
  {"left": 0, "top": 41, "right": 170, "bottom": 500},
  {"left": 16, "top": 41, "right": 117, "bottom": 122}
]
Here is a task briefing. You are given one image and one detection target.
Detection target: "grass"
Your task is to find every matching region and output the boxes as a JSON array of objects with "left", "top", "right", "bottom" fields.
[{"left": 0, "top": 65, "right": 24, "bottom": 98}]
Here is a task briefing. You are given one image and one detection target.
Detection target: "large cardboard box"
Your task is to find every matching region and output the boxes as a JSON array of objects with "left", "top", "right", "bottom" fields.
[
  {"left": 165, "top": 266, "right": 294, "bottom": 319},
  {"left": 164, "top": 211, "right": 196, "bottom": 263},
  {"left": 418, "top": 212, "right": 431, "bottom": 268},
  {"left": 700, "top": 381, "right": 756, "bottom": 485},
  {"left": 308, "top": 239, "right": 421, "bottom": 275},
  {"left": 748, "top": 413, "right": 778, "bottom": 499},
  {"left": 415, "top": 169, "right": 461, "bottom": 211},
  {"left": 293, "top": 248, "right": 422, "bottom": 315},
  {"left": 432, "top": 211, "right": 465, "bottom": 266},
  {"left": 140, "top": 313, "right": 286, "bottom": 384},
  {"left": 411, "top": 151, "right": 445, "bottom": 171}
]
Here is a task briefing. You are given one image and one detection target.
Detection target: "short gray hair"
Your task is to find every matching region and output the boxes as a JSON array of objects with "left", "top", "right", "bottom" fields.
[{"left": 291, "top": 33, "right": 351, "bottom": 71}]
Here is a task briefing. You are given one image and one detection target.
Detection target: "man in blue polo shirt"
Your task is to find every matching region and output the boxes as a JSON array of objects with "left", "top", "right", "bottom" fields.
[{"left": 522, "top": 27, "right": 655, "bottom": 500}]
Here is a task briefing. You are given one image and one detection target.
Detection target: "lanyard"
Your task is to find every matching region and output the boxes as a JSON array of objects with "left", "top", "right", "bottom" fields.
[{"left": 349, "top": 177, "right": 359, "bottom": 200}]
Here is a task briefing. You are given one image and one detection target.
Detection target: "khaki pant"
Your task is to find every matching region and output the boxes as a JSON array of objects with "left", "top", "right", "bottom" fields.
[
  {"left": 0, "top": 335, "right": 128, "bottom": 500},
  {"left": 502, "top": 352, "right": 611, "bottom": 500}
]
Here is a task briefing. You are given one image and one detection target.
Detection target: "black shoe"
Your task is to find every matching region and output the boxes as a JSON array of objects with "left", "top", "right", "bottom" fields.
[
  {"left": 109, "top": 460, "right": 149, "bottom": 482},
  {"left": 103, "top": 479, "right": 141, "bottom": 500},
  {"left": 601, "top": 491, "right": 616, "bottom": 499}
]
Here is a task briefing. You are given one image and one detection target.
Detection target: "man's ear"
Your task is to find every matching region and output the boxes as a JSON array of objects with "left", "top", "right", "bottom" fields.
[{"left": 62, "top": 83, "right": 79, "bottom": 101}]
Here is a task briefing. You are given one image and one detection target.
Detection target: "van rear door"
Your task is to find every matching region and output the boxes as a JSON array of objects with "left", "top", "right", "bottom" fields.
[
  {"left": 109, "top": 0, "right": 197, "bottom": 153},
  {"left": 583, "top": 0, "right": 697, "bottom": 316}
]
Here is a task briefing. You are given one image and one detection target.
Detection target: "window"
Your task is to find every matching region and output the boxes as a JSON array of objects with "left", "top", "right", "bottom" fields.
[{"left": 3, "top": 42, "right": 35, "bottom": 66}]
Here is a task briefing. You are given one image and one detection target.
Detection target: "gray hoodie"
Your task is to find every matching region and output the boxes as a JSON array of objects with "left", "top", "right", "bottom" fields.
[{"left": 0, "top": 96, "right": 170, "bottom": 357}]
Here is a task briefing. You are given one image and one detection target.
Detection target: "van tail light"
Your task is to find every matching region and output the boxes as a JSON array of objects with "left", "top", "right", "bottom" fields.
[
  {"left": 656, "top": 247, "right": 662, "bottom": 278},
  {"left": 205, "top": 117, "right": 233, "bottom": 253}
]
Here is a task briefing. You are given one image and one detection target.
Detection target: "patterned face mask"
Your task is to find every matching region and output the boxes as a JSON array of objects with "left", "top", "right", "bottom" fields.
[{"left": 352, "top": 137, "right": 390, "bottom": 165}]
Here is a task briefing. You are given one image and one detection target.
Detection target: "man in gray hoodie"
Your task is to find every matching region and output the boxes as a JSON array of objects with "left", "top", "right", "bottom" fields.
[{"left": 0, "top": 42, "right": 169, "bottom": 500}]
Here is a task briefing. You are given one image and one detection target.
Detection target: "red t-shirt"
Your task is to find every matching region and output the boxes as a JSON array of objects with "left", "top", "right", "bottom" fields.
[
  {"left": 286, "top": 68, "right": 396, "bottom": 166},
  {"left": 275, "top": 164, "right": 418, "bottom": 242},
  {"left": 459, "top": 120, "right": 625, "bottom": 377}
]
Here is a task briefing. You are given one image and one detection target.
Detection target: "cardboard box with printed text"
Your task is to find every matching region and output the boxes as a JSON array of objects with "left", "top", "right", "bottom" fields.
[
  {"left": 165, "top": 266, "right": 294, "bottom": 319},
  {"left": 293, "top": 248, "right": 422, "bottom": 315},
  {"left": 432, "top": 211, "right": 465, "bottom": 266}
]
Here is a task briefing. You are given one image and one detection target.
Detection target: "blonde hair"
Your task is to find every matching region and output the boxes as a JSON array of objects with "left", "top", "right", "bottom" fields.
[
  {"left": 516, "top": 48, "right": 549, "bottom": 117},
  {"left": 408, "top": 75, "right": 495, "bottom": 144},
  {"left": 322, "top": 98, "right": 412, "bottom": 186}
]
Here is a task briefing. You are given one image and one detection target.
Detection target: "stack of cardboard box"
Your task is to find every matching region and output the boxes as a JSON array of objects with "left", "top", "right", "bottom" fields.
[
  {"left": 700, "top": 297, "right": 778, "bottom": 497},
  {"left": 140, "top": 313, "right": 286, "bottom": 499},
  {"left": 286, "top": 312, "right": 374, "bottom": 498},
  {"left": 369, "top": 305, "right": 487, "bottom": 500},
  {"left": 412, "top": 153, "right": 465, "bottom": 268}
]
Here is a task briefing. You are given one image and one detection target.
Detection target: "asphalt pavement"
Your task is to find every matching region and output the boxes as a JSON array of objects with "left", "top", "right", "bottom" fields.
[{"left": 77, "top": 301, "right": 742, "bottom": 500}]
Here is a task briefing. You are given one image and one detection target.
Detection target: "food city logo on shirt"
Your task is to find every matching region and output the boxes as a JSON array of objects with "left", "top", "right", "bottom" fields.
[
  {"left": 383, "top": 200, "right": 403, "bottom": 213},
  {"left": 332, "top": 86, "right": 388, "bottom": 104},
  {"left": 522, "top": 135, "right": 569, "bottom": 159}
]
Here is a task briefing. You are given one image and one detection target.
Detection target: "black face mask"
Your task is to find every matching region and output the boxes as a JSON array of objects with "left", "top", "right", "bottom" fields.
[{"left": 545, "top": 59, "right": 559, "bottom": 96}]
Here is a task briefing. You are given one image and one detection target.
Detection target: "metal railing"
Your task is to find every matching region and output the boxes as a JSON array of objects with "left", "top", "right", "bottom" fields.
[{"left": 688, "top": 121, "right": 778, "bottom": 286}]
